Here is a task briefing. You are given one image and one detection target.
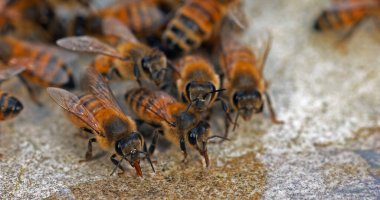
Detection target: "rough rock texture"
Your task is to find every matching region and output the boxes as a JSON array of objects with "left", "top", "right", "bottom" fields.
[{"left": 1, "top": 0, "right": 380, "bottom": 199}]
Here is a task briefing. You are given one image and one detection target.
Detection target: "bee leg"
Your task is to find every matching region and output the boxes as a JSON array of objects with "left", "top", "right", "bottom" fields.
[
  {"left": 18, "top": 76, "right": 42, "bottom": 106},
  {"left": 224, "top": 114, "right": 231, "bottom": 139},
  {"left": 264, "top": 92, "right": 284, "bottom": 124},
  {"left": 180, "top": 137, "right": 188, "bottom": 163},
  {"left": 336, "top": 18, "right": 366, "bottom": 46},
  {"left": 107, "top": 67, "right": 122, "bottom": 81},
  {"left": 110, "top": 154, "right": 125, "bottom": 176},
  {"left": 149, "top": 128, "right": 162, "bottom": 156},
  {"left": 133, "top": 64, "right": 142, "bottom": 87},
  {"left": 79, "top": 138, "right": 97, "bottom": 163}
]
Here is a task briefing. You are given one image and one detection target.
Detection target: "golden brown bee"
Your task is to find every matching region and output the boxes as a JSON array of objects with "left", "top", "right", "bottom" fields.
[
  {"left": 176, "top": 55, "right": 225, "bottom": 112},
  {"left": 220, "top": 30, "right": 283, "bottom": 137},
  {"left": 125, "top": 87, "right": 227, "bottom": 167},
  {"left": 47, "top": 68, "right": 154, "bottom": 177},
  {"left": 162, "top": 0, "right": 242, "bottom": 55},
  {"left": 0, "top": 36, "right": 75, "bottom": 105},
  {"left": 0, "top": 65, "right": 25, "bottom": 121},
  {"left": 57, "top": 18, "right": 168, "bottom": 86},
  {"left": 94, "top": 0, "right": 170, "bottom": 37},
  {"left": 313, "top": 0, "right": 380, "bottom": 40}
]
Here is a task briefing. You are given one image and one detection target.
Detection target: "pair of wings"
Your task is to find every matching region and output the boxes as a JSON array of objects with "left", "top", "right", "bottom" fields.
[
  {"left": 47, "top": 67, "right": 130, "bottom": 137},
  {"left": 221, "top": 27, "right": 273, "bottom": 73},
  {"left": 57, "top": 18, "right": 138, "bottom": 60}
]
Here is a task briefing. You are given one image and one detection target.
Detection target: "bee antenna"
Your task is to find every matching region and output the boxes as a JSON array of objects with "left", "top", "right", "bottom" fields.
[
  {"left": 167, "top": 60, "right": 181, "bottom": 78},
  {"left": 110, "top": 153, "right": 130, "bottom": 176},
  {"left": 202, "top": 88, "right": 226, "bottom": 99},
  {"left": 232, "top": 112, "right": 240, "bottom": 131},
  {"left": 136, "top": 150, "right": 155, "bottom": 173},
  {"left": 146, "top": 107, "right": 176, "bottom": 127}
]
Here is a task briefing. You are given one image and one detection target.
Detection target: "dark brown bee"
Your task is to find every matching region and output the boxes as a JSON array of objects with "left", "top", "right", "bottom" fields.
[
  {"left": 125, "top": 88, "right": 227, "bottom": 167},
  {"left": 0, "top": 13, "right": 50, "bottom": 41},
  {"left": 3, "top": 0, "right": 60, "bottom": 37},
  {"left": 0, "top": 64, "right": 25, "bottom": 121},
  {"left": 176, "top": 55, "right": 225, "bottom": 112},
  {"left": 220, "top": 30, "right": 283, "bottom": 137},
  {"left": 162, "top": 0, "right": 243, "bottom": 55},
  {"left": 57, "top": 18, "right": 167, "bottom": 86},
  {"left": 313, "top": 0, "right": 380, "bottom": 41},
  {"left": 0, "top": 36, "right": 75, "bottom": 105},
  {"left": 47, "top": 68, "right": 154, "bottom": 177}
]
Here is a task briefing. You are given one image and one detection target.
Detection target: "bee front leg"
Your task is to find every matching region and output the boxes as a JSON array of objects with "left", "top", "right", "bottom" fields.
[
  {"left": 133, "top": 64, "right": 142, "bottom": 87},
  {"left": 180, "top": 137, "right": 188, "bottom": 163},
  {"left": 110, "top": 154, "right": 125, "bottom": 176},
  {"left": 18, "top": 76, "right": 42, "bottom": 107},
  {"left": 79, "top": 138, "right": 96, "bottom": 163},
  {"left": 264, "top": 92, "right": 284, "bottom": 124},
  {"left": 148, "top": 128, "right": 162, "bottom": 156}
]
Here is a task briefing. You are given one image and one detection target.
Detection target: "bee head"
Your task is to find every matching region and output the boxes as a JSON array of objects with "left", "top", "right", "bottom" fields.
[
  {"left": 185, "top": 81, "right": 217, "bottom": 111},
  {"left": 233, "top": 90, "right": 263, "bottom": 120},
  {"left": 142, "top": 49, "right": 167, "bottom": 86},
  {"left": 114, "top": 132, "right": 154, "bottom": 177},
  {"left": 188, "top": 121, "right": 229, "bottom": 167}
]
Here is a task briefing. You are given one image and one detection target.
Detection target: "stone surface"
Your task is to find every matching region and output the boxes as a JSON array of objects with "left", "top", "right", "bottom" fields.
[{"left": 1, "top": 0, "right": 380, "bottom": 199}]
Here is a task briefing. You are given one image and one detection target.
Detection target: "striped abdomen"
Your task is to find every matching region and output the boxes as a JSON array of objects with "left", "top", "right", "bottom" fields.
[
  {"left": 98, "top": 1, "right": 166, "bottom": 35},
  {"left": 222, "top": 47, "right": 256, "bottom": 79},
  {"left": 314, "top": 7, "right": 369, "bottom": 31},
  {"left": 125, "top": 88, "right": 177, "bottom": 125},
  {"left": 0, "top": 91, "right": 23, "bottom": 121},
  {"left": 19, "top": 49, "right": 75, "bottom": 89},
  {"left": 162, "top": 0, "right": 225, "bottom": 54}
]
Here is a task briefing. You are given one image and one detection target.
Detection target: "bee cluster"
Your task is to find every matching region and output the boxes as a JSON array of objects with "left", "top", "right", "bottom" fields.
[{"left": 2, "top": 0, "right": 370, "bottom": 177}]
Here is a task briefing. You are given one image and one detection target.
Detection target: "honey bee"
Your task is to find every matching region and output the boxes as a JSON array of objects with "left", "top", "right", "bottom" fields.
[
  {"left": 313, "top": 0, "right": 380, "bottom": 41},
  {"left": 0, "top": 36, "right": 75, "bottom": 105},
  {"left": 125, "top": 88, "right": 227, "bottom": 167},
  {"left": 93, "top": 0, "right": 170, "bottom": 37},
  {"left": 47, "top": 68, "right": 154, "bottom": 177},
  {"left": 0, "top": 64, "right": 25, "bottom": 121},
  {"left": 162, "top": 0, "right": 243, "bottom": 56},
  {"left": 0, "top": 13, "right": 51, "bottom": 41},
  {"left": 176, "top": 55, "right": 226, "bottom": 112},
  {"left": 57, "top": 18, "right": 167, "bottom": 86},
  {"left": 220, "top": 30, "right": 283, "bottom": 137},
  {"left": 3, "top": 0, "right": 59, "bottom": 35}
]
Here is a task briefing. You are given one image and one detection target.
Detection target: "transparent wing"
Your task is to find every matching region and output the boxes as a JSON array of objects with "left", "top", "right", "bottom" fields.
[
  {"left": 251, "top": 29, "right": 272, "bottom": 72},
  {"left": 102, "top": 17, "right": 138, "bottom": 43},
  {"left": 0, "top": 61, "right": 25, "bottom": 82},
  {"left": 86, "top": 67, "right": 130, "bottom": 121},
  {"left": 47, "top": 87, "right": 105, "bottom": 136},
  {"left": 57, "top": 36, "right": 124, "bottom": 59}
]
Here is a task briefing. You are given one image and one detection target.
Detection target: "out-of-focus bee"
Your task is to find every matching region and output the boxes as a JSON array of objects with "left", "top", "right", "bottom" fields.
[
  {"left": 0, "top": 36, "right": 75, "bottom": 105},
  {"left": 220, "top": 30, "right": 283, "bottom": 137},
  {"left": 94, "top": 0, "right": 172, "bottom": 37},
  {"left": 3, "top": 0, "right": 59, "bottom": 35},
  {"left": 57, "top": 18, "right": 168, "bottom": 86},
  {"left": 47, "top": 68, "right": 154, "bottom": 177},
  {"left": 313, "top": 0, "right": 380, "bottom": 41},
  {"left": 0, "top": 13, "right": 51, "bottom": 41},
  {"left": 0, "top": 64, "right": 25, "bottom": 121},
  {"left": 176, "top": 55, "right": 226, "bottom": 112},
  {"left": 125, "top": 88, "right": 227, "bottom": 167},
  {"left": 162, "top": 0, "right": 244, "bottom": 56}
]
